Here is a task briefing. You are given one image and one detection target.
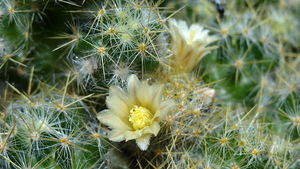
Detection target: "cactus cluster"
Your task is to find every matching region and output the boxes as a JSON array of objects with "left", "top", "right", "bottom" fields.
[{"left": 0, "top": 0, "right": 299, "bottom": 168}]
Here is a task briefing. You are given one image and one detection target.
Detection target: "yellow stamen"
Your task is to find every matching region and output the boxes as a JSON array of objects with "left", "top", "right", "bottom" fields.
[{"left": 129, "top": 106, "right": 153, "bottom": 130}]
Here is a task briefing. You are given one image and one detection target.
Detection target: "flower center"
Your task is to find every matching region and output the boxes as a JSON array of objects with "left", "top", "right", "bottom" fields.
[{"left": 129, "top": 106, "right": 153, "bottom": 130}]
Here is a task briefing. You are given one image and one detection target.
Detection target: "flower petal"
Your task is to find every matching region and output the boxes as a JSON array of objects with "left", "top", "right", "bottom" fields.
[
  {"left": 109, "top": 129, "right": 126, "bottom": 142},
  {"left": 136, "top": 81, "right": 149, "bottom": 106},
  {"left": 153, "top": 99, "right": 175, "bottom": 121},
  {"left": 135, "top": 134, "right": 152, "bottom": 151},
  {"left": 143, "top": 121, "right": 160, "bottom": 136},
  {"left": 127, "top": 74, "right": 141, "bottom": 105},
  {"left": 147, "top": 85, "right": 163, "bottom": 113},
  {"left": 123, "top": 121, "right": 160, "bottom": 141},
  {"left": 97, "top": 110, "right": 132, "bottom": 130},
  {"left": 106, "top": 96, "right": 131, "bottom": 121},
  {"left": 123, "top": 130, "right": 144, "bottom": 141},
  {"left": 109, "top": 86, "right": 134, "bottom": 108}
]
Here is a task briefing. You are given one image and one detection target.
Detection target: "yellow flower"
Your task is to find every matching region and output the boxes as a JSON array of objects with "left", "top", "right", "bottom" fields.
[
  {"left": 169, "top": 19, "right": 218, "bottom": 73},
  {"left": 97, "top": 74, "right": 174, "bottom": 150}
]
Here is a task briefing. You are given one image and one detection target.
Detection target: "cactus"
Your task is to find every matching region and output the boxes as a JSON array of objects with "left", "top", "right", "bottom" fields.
[{"left": 1, "top": 0, "right": 299, "bottom": 168}]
